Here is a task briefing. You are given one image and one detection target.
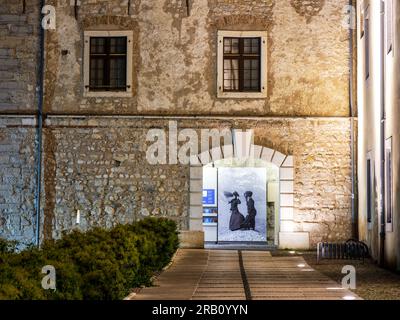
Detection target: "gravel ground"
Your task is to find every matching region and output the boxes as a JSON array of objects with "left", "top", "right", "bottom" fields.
[
  {"left": 272, "top": 250, "right": 400, "bottom": 300},
  {"left": 218, "top": 230, "right": 267, "bottom": 242}
]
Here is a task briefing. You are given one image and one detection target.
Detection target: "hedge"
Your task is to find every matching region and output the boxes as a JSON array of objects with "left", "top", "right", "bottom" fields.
[{"left": 0, "top": 218, "right": 179, "bottom": 300}]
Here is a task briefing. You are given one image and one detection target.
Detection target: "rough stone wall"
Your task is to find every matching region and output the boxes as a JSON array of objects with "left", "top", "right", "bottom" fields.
[
  {"left": 0, "top": 118, "right": 37, "bottom": 245},
  {"left": 0, "top": 0, "right": 354, "bottom": 246},
  {"left": 39, "top": 117, "right": 352, "bottom": 247},
  {"left": 254, "top": 119, "right": 353, "bottom": 245},
  {"left": 44, "top": 0, "right": 350, "bottom": 117},
  {"left": 0, "top": 0, "right": 40, "bottom": 112},
  {"left": 41, "top": 118, "right": 190, "bottom": 240}
]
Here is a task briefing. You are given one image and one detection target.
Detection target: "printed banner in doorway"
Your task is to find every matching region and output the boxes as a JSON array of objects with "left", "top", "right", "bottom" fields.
[{"left": 218, "top": 168, "right": 267, "bottom": 242}]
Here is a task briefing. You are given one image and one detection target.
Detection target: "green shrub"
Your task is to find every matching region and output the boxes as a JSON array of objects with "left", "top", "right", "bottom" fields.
[
  {"left": 0, "top": 218, "right": 179, "bottom": 300},
  {"left": 0, "top": 238, "right": 17, "bottom": 255}
]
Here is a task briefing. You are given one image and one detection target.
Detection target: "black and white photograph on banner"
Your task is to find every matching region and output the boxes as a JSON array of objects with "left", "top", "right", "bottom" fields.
[{"left": 218, "top": 168, "right": 267, "bottom": 242}]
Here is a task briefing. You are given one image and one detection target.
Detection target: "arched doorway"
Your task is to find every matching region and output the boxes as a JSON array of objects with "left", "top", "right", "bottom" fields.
[{"left": 181, "top": 141, "right": 310, "bottom": 250}]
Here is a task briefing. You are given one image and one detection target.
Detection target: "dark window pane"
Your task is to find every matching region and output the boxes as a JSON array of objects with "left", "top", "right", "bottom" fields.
[
  {"left": 252, "top": 60, "right": 259, "bottom": 69},
  {"left": 232, "top": 38, "right": 239, "bottom": 54},
  {"left": 243, "top": 38, "right": 251, "bottom": 54},
  {"left": 90, "top": 37, "right": 106, "bottom": 54},
  {"left": 243, "top": 79, "right": 251, "bottom": 88},
  {"left": 110, "top": 37, "right": 127, "bottom": 54},
  {"left": 224, "top": 38, "right": 231, "bottom": 53},
  {"left": 223, "top": 58, "right": 239, "bottom": 91},
  {"left": 89, "top": 36, "right": 128, "bottom": 91},
  {"left": 109, "top": 57, "right": 127, "bottom": 88},
  {"left": 90, "top": 58, "right": 105, "bottom": 87},
  {"left": 222, "top": 37, "right": 261, "bottom": 93},
  {"left": 252, "top": 38, "right": 260, "bottom": 54},
  {"left": 224, "top": 79, "right": 239, "bottom": 91},
  {"left": 251, "top": 70, "right": 259, "bottom": 79}
]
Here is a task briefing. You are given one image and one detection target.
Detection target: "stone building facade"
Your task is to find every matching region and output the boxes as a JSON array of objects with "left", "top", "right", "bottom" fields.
[
  {"left": 0, "top": 0, "right": 356, "bottom": 249},
  {"left": 357, "top": 0, "right": 400, "bottom": 271}
]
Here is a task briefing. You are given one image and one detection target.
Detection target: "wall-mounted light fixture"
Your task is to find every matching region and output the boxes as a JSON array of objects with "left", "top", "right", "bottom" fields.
[{"left": 76, "top": 210, "right": 81, "bottom": 225}]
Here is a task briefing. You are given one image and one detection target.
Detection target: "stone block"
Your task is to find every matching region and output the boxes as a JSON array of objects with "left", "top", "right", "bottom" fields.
[
  {"left": 280, "top": 207, "right": 294, "bottom": 220},
  {"left": 280, "top": 193, "right": 294, "bottom": 207},
  {"left": 0, "top": 81, "right": 21, "bottom": 89},
  {"left": 199, "top": 151, "right": 211, "bottom": 165},
  {"left": 272, "top": 151, "right": 286, "bottom": 167},
  {"left": 190, "top": 206, "right": 202, "bottom": 219},
  {"left": 189, "top": 218, "right": 203, "bottom": 232},
  {"left": 190, "top": 166, "right": 203, "bottom": 180},
  {"left": 280, "top": 180, "right": 294, "bottom": 193},
  {"left": 0, "top": 48, "right": 12, "bottom": 57},
  {"left": 179, "top": 231, "right": 204, "bottom": 249},
  {"left": 250, "top": 144, "right": 263, "bottom": 159},
  {"left": 279, "top": 232, "right": 310, "bottom": 250},
  {"left": 282, "top": 156, "right": 294, "bottom": 167},
  {"left": 190, "top": 179, "right": 202, "bottom": 192},
  {"left": 222, "top": 144, "right": 233, "bottom": 159},
  {"left": 261, "top": 147, "right": 274, "bottom": 163},
  {"left": 210, "top": 147, "right": 223, "bottom": 162},
  {"left": 280, "top": 167, "right": 294, "bottom": 180},
  {"left": 0, "top": 15, "right": 27, "bottom": 23},
  {"left": 190, "top": 192, "right": 202, "bottom": 206},
  {"left": 280, "top": 220, "right": 295, "bottom": 232},
  {"left": 189, "top": 155, "right": 201, "bottom": 166}
]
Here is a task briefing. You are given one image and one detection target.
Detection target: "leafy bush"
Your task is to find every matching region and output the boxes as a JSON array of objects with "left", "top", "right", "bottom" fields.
[
  {"left": 0, "top": 218, "right": 179, "bottom": 300},
  {"left": 0, "top": 238, "right": 17, "bottom": 255}
]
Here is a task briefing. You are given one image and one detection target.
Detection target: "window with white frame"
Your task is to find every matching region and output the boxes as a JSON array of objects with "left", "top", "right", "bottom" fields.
[
  {"left": 84, "top": 31, "right": 133, "bottom": 97},
  {"left": 385, "top": 0, "right": 394, "bottom": 55},
  {"left": 385, "top": 137, "right": 394, "bottom": 232},
  {"left": 217, "top": 31, "right": 268, "bottom": 99}
]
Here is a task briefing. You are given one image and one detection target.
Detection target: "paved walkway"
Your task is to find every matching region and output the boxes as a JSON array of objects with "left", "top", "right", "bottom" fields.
[{"left": 132, "top": 249, "right": 361, "bottom": 300}]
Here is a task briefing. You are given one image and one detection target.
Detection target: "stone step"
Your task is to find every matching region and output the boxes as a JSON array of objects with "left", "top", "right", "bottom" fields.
[
  {"left": 0, "top": 81, "right": 23, "bottom": 89},
  {"left": 0, "top": 58, "right": 19, "bottom": 70},
  {"left": 0, "top": 71, "right": 15, "bottom": 80},
  {"left": 0, "top": 102, "right": 18, "bottom": 109},
  {"left": 0, "top": 48, "right": 14, "bottom": 57}
]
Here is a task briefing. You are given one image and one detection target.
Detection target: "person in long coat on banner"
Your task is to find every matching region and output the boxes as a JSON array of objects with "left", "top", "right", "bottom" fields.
[
  {"left": 241, "top": 191, "right": 257, "bottom": 231},
  {"left": 225, "top": 191, "right": 245, "bottom": 231}
]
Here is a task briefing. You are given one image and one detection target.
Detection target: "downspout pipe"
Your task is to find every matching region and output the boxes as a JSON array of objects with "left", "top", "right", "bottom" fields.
[
  {"left": 349, "top": 0, "right": 358, "bottom": 240},
  {"left": 379, "top": 1, "right": 386, "bottom": 267},
  {"left": 35, "top": 0, "right": 45, "bottom": 247}
]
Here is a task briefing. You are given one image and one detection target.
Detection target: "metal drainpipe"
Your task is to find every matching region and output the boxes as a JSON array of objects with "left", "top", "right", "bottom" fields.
[
  {"left": 349, "top": 0, "right": 358, "bottom": 240},
  {"left": 379, "top": 0, "right": 386, "bottom": 267},
  {"left": 35, "top": 0, "right": 45, "bottom": 247}
]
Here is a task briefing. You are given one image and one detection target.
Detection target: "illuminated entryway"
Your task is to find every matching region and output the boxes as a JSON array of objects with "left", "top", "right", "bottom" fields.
[
  {"left": 202, "top": 159, "right": 279, "bottom": 246},
  {"left": 183, "top": 139, "right": 310, "bottom": 250}
]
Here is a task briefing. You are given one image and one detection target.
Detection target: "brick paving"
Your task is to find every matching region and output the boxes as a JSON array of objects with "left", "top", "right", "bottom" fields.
[{"left": 132, "top": 249, "right": 361, "bottom": 301}]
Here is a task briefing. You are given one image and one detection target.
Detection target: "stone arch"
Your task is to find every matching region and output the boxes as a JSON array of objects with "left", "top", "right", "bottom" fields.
[{"left": 182, "top": 141, "right": 310, "bottom": 250}]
